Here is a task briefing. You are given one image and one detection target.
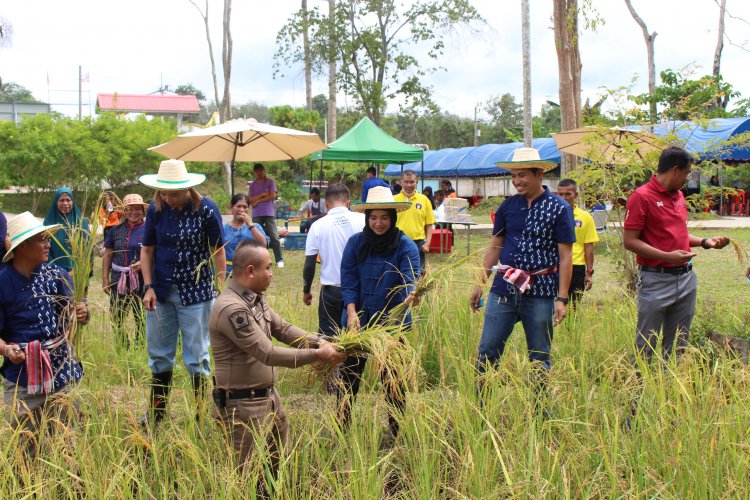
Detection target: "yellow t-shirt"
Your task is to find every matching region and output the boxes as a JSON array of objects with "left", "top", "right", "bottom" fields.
[
  {"left": 572, "top": 204, "right": 599, "bottom": 266},
  {"left": 393, "top": 191, "right": 436, "bottom": 241}
]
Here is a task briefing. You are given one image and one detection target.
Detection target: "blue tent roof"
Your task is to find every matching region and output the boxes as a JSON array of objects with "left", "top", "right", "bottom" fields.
[
  {"left": 384, "top": 138, "right": 561, "bottom": 177},
  {"left": 641, "top": 117, "right": 750, "bottom": 161}
]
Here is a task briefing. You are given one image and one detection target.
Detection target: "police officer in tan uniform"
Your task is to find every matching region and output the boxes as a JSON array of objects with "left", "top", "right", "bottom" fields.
[{"left": 209, "top": 239, "right": 344, "bottom": 475}]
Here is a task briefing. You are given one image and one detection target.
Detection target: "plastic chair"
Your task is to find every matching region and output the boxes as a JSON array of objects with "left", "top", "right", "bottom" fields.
[
  {"left": 730, "top": 190, "right": 746, "bottom": 216},
  {"left": 489, "top": 211, "right": 495, "bottom": 225},
  {"left": 591, "top": 209, "right": 609, "bottom": 232}
]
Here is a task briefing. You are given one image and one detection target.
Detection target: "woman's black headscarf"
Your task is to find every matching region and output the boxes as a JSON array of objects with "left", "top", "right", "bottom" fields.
[{"left": 358, "top": 209, "right": 403, "bottom": 262}]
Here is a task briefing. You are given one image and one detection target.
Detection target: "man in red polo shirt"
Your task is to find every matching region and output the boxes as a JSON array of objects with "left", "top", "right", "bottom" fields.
[{"left": 624, "top": 146, "right": 729, "bottom": 364}]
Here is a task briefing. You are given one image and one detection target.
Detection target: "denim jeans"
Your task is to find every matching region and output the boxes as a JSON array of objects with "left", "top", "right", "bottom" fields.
[
  {"left": 146, "top": 285, "right": 212, "bottom": 377},
  {"left": 476, "top": 292, "right": 554, "bottom": 373}
]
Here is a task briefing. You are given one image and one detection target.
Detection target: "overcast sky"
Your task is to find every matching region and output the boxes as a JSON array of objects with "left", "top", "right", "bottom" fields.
[{"left": 2, "top": 0, "right": 749, "bottom": 122}]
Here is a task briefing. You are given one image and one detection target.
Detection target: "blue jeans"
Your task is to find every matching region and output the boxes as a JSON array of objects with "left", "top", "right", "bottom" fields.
[
  {"left": 476, "top": 292, "right": 554, "bottom": 373},
  {"left": 146, "top": 286, "right": 212, "bottom": 377}
]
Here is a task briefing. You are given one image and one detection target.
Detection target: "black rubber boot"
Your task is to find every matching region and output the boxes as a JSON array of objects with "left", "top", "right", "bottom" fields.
[
  {"left": 138, "top": 370, "right": 173, "bottom": 429},
  {"left": 191, "top": 374, "right": 207, "bottom": 422}
]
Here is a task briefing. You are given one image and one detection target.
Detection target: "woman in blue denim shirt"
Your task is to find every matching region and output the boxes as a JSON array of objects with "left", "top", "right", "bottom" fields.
[
  {"left": 223, "top": 194, "right": 268, "bottom": 276},
  {"left": 138, "top": 160, "right": 226, "bottom": 428},
  {"left": 339, "top": 187, "right": 420, "bottom": 438}
]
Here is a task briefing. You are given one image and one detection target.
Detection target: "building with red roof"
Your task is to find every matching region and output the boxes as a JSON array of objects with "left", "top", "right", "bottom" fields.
[{"left": 96, "top": 93, "right": 200, "bottom": 128}]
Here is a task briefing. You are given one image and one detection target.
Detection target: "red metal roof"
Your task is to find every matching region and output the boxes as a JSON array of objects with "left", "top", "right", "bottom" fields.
[{"left": 96, "top": 93, "right": 200, "bottom": 114}]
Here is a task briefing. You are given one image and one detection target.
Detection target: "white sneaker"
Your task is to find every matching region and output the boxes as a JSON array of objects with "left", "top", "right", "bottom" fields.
[{"left": 277, "top": 261, "right": 285, "bottom": 268}]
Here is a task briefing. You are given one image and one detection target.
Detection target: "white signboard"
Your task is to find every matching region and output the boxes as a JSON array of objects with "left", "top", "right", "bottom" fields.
[{"left": 302, "top": 180, "right": 329, "bottom": 188}]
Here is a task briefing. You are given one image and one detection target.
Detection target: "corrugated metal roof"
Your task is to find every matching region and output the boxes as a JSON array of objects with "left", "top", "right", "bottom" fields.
[{"left": 96, "top": 93, "right": 200, "bottom": 114}]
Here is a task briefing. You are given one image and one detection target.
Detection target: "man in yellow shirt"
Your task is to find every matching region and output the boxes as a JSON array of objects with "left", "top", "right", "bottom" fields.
[
  {"left": 394, "top": 170, "right": 436, "bottom": 273},
  {"left": 557, "top": 179, "right": 599, "bottom": 304}
]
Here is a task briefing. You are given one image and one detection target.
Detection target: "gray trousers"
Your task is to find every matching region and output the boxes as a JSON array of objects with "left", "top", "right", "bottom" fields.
[{"left": 635, "top": 269, "right": 697, "bottom": 363}]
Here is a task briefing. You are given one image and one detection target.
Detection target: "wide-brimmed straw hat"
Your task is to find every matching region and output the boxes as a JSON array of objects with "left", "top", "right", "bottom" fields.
[
  {"left": 139, "top": 159, "right": 206, "bottom": 190},
  {"left": 351, "top": 186, "right": 412, "bottom": 213},
  {"left": 496, "top": 147, "right": 557, "bottom": 172},
  {"left": 3, "top": 212, "right": 62, "bottom": 263},
  {"left": 118, "top": 193, "right": 149, "bottom": 211}
]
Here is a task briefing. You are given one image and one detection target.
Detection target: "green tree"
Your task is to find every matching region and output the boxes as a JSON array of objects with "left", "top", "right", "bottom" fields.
[
  {"left": 635, "top": 68, "right": 741, "bottom": 120},
  {"left": 275, "top": 0, "right": 483, "bottom": 125},
  {"left": 269, "top": 105, "right": 320, "bottom": 132},
  {"left": 91, "top": 114, "right": 177, "bottom": 190},
  {"left": 175, "top": 83, "right": 207, "bottom": 103},
  {"left": 484, "top": 93, "right": 523, "bottom": 144},
  {"left": 0, "top": 81, "right": 38, "bottom": 103}
]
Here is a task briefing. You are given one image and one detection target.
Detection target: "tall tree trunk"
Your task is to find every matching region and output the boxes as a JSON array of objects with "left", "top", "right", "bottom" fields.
[
  {"left": 327, "top": 0, "right": 337, "bottom": 142},
  {"left": 222, "top": 0, "right": 233, "bottom": 122},
  {"left": 188, "top": 0, "right": 221, "bottom": 122},
  {"left": 521, "top": 0, "right": 532, "bottom": 147},
  {"left": 713, "top": 0, "right": 727, "bottom": 77},
  {"left": 221, "top": 0, "right": 234, "bottom": 193},
  {"left": 302, "top": 0, "right": 313, "bottom": 121},
  {"left": 624, "top": 0, "right": 657, "bottom": 122},
  {"left": 553, "top": 0, "right": 582, "bottom": 175}
]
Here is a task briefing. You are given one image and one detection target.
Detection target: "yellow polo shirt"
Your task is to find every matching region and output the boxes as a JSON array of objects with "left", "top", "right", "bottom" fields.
[
  {"left": 572, "top": 204, "right": 599, "bottom": 266},
  {"left": 394, "top": 191, "right": 436, "bottom": 241}
]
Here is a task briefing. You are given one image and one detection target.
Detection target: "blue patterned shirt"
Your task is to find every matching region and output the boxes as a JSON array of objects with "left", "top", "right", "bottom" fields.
[
  {"left": 490, "top": 188, "right": 576, "bottom": 298},
  {"left": 0, "top": 263, "right": 83, "bottom": 390},
  {"left": 143, "top": 197, "right": 225, "bottom": 306}
]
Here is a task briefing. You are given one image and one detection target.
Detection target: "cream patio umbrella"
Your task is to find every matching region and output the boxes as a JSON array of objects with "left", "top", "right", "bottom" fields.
[
  {"left": 551, "top": 126, "right": 663, "bottom": 165},
  {"left": 149, "top": 118, "right": 327, "bottom": 195}
]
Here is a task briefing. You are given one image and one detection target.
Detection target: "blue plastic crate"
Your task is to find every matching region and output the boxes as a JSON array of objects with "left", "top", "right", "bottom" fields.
[{"left": 284, "top": 233, "right": 307, "bottom": 250}]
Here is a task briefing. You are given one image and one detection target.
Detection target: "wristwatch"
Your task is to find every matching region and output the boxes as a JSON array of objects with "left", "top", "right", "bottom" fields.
[
  {"left": 555, "top": 296, "right": 569, "bottom": 305},
  {"left": 701, "top": 238, "right": 710, "bottom": 249},
  {"left": 586, "top": 268, "right": 595, "bottom": 275},
  {"left": 144, "top": 284, "right": 154, "bottom": 292}
]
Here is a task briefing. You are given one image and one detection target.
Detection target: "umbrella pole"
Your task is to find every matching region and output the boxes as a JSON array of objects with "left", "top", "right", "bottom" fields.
[
  {"left": 230, "top": 142, "right": 239, "bottom": 197},
  {"left": 421, "top": 161, "right": 424, "bottom": 192}
]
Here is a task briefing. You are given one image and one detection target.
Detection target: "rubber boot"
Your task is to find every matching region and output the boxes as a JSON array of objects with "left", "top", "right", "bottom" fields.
[
  {"left": 138, "top": 370, "right": 173, "bottom": 429},
  {"left": 191, "top": 374, "right": 207, "bottom": 423}
]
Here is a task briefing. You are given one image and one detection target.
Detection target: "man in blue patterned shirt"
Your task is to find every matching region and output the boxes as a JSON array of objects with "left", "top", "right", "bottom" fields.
[{"left": 470, "top": 148, "right": 575, "bottom": 410}]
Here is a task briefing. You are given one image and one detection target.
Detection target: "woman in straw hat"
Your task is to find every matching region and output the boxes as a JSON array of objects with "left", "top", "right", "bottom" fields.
[
  {"left": 338, "top": 186, "right": 420, "bottom": 439},
  {"left": 138, "top": 159, "right": 226, "bottom": 427},
  {"left": 0, "top": 212, "right": 89, "bottom": 454},
  {"left": 44, "top": 187, "right": 91, "bottom": 273},
  {"left": 102, "top": 193, "right": 149, "bottom": 349}
]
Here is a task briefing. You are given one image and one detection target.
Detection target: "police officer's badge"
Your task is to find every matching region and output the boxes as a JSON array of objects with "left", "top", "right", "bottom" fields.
[
  {"left": 230, "top": 311, "right": 250, "bottom": 331},
  {"left": 416, "top": 203, "right": 422, "bottom": 209}
]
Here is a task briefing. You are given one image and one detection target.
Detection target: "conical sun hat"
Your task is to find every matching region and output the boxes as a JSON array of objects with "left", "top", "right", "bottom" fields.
[
  {"left": 139, "top": 159, "right": 206, "bottom": 190},
  {"left": 496, "top": 147, "right": 557, "bottom": 172},
  {"left": 351, "top": 186, "right": 412, "bottom": 213},
  {"left": 118, "top": 193, "right": 149, "bottom": 210},
  {"left": 3, "top": 212, "right": 62, "bottom": 263}
]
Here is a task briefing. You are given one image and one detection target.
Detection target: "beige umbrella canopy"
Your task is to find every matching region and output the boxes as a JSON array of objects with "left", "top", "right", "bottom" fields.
[
  {"left": 551, "top": 126, "right": 663, "bottom": 165},
  {"left": 149, "top": 118, "right": 326, "bottom": 194}
]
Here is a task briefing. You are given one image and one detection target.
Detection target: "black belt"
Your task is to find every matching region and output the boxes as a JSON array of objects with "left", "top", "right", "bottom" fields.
[
  {"left": 227, "top": 387, "right": 272, "bottom": 400},
  {"left": 640, "top": 264, "right": 692, "bottom": 275},
  {"left": 321, "top": 285, "right": 341, "bottom": 290}
]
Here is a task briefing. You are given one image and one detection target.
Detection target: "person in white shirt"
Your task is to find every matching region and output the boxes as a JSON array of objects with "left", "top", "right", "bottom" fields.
[
  {"left": 299, "top": 188, "right": 327, "bottom": 233},
  {"left": 302, "top": 184, "right": 365, "bottom": 337}
]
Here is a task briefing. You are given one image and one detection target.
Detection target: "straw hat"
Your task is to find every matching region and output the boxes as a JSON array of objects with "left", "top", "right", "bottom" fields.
[
  {"left": 139, "top": 159, "right": 206, "bottom": 190},
  {"left": 496, "top": 147, "right": 558, "bottom": 172},
  {"left": 351, "top": 186, "right": 412, "bottom": 213},
  {"left": 118, "top": 193, "right": 149, "bottom": 211},
  {"left": 3, "top": 212, "right": 62, "bottom": 263}
]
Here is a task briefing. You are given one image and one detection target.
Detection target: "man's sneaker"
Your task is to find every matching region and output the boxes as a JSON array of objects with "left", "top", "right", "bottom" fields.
[{"left": 277, "top": 261, "right": 285, "bottom": 268}]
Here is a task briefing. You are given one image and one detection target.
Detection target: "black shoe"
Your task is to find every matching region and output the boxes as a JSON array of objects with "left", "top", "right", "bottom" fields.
[{"left": 138, "top": 370, "right": 173, "bottom": 429}]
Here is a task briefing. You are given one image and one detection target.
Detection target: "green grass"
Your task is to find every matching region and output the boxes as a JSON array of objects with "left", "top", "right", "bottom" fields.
[{"left": 2, "top": 231, "right": 750, "bottom": 497}]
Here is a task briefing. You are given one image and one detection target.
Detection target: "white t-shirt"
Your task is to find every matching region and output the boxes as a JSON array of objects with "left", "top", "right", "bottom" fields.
[{"left": 305, "top": 206, "right": 365, "bottom": 286}]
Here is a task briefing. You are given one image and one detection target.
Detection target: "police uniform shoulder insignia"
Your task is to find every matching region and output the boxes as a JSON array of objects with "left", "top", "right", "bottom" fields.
[{"left": 229, "top": 310, "right": 251, "bottom": 330}]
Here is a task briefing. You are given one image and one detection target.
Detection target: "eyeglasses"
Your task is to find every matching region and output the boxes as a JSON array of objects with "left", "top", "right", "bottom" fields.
[{"left": 28, "top": 235, "right": 51, "bottom": 244}]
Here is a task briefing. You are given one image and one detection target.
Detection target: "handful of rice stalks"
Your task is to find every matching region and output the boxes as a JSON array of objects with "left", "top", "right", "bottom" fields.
[
  {"left": 311, "top": 324, "right": 419, "bottom": 393},
  {"left": 729, "top": 239, "right": 748, "bottom": 265}
]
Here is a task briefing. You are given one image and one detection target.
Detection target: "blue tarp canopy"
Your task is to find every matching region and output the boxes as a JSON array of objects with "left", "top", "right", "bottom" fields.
[
  {"left": 383, "top": 138, "right": 561, "bottom": 177},
  {"left": 641, "top": 117, "right": 750, "bottom": 162}
]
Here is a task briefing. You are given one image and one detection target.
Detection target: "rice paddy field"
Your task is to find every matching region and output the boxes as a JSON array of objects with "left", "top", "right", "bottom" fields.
[{"left": 2, "top": 229, "right": 750, "bottom": 498}]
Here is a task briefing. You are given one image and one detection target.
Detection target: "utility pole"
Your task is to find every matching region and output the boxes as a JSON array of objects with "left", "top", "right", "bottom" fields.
[
  {"left": 78, "top": 65, "right": 82, "bottom": 120},
  {"left": 473, "top": 103, "right": 481, "bottom": 147},
  {"left": 521, "top": 0, "right": 532, "bottom": 147}
]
